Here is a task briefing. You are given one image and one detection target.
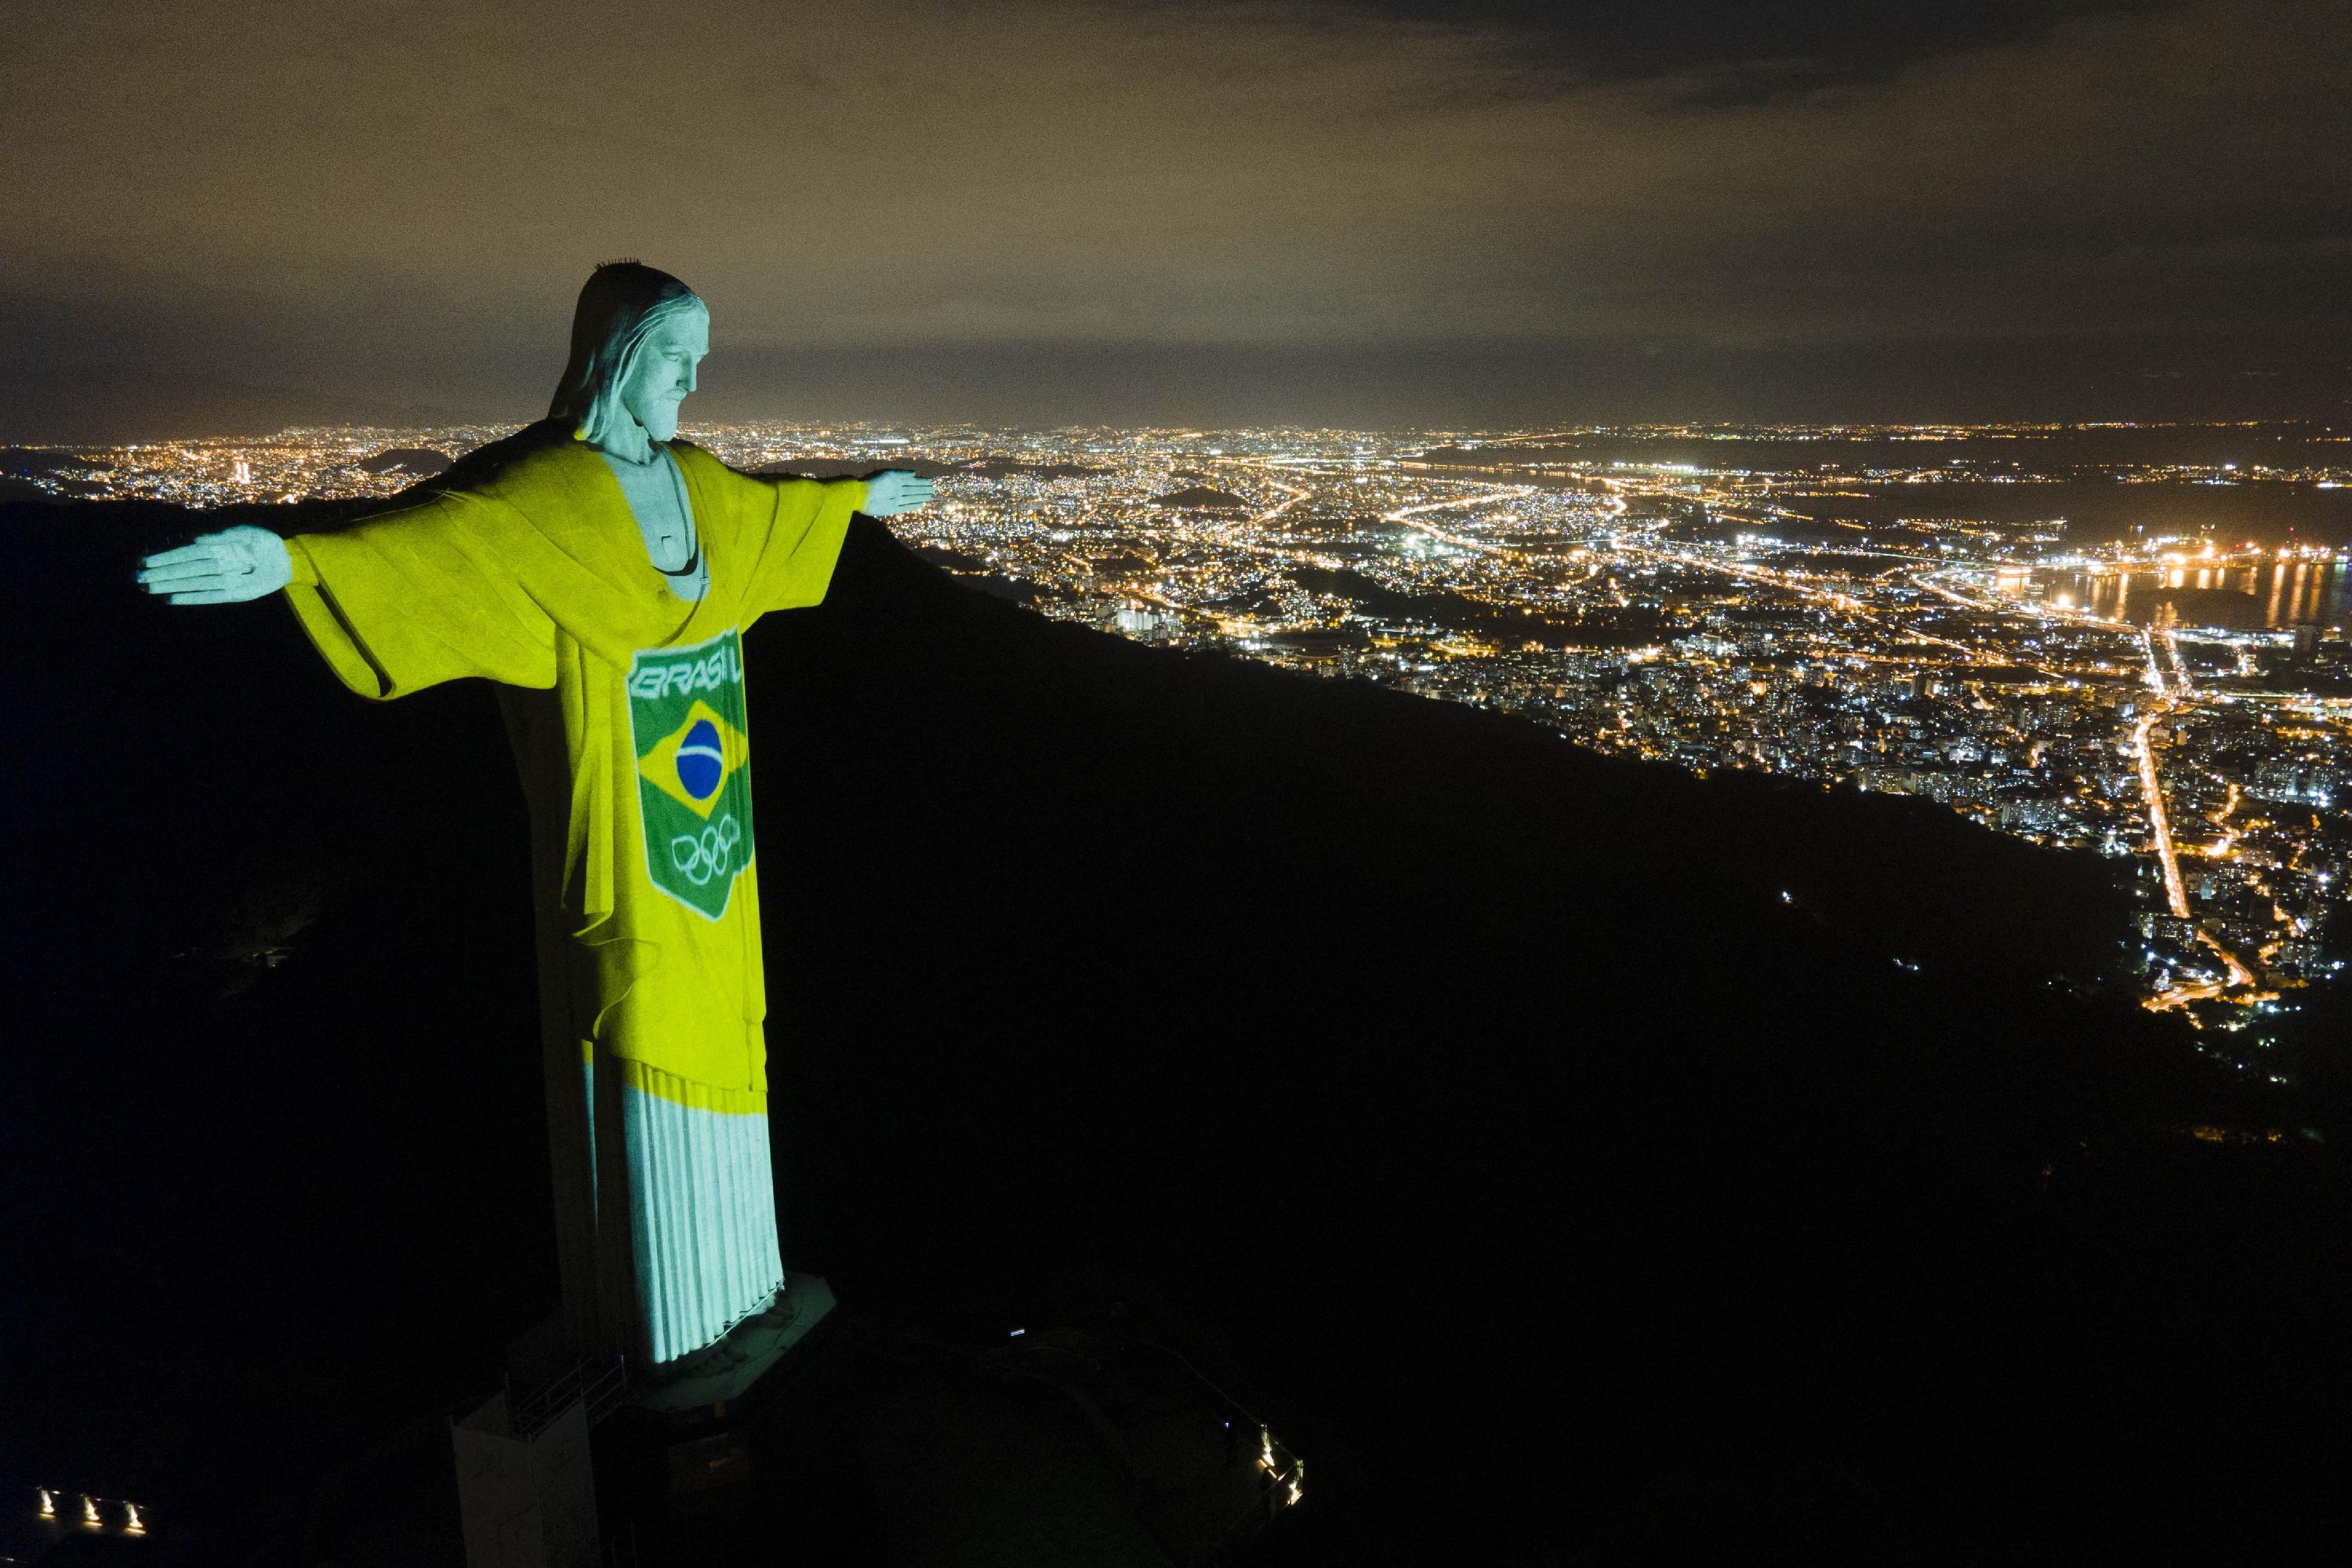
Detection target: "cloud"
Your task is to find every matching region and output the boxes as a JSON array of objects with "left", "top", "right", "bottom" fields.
[
  {"left": 0, "top": 0, "right": 2344, "bottom": 431},
  {"left": 1261, "top": 0, "right": 2185, "bottom": 98}
]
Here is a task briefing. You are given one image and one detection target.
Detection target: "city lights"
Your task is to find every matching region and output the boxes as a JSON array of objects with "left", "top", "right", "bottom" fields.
[{"left": 24, "top": 416, "right": 2347, "bottom": 1053}]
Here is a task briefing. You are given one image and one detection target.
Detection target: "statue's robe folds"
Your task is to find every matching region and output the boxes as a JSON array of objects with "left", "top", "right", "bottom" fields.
[{"left": 281, "top": 433, "right": 865, "bottom": 1367}]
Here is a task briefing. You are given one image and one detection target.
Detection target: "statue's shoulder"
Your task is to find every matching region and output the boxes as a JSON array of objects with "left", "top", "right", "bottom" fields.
[
  {"left": 667, "top": 442, "right": 779, "bottom": 510},
  {"left": 418, "top": 420, "right": 582, "bottom": 507},
  {"left": 666, "top": 441, "right": 737, "bottom": 479}
]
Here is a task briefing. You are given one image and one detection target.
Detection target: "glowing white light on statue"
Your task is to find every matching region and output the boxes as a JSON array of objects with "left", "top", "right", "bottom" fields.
[
  {"left": 1260, "top": 1425, "right": 1275, "bottom": 1471},
  {"left": 125, "top": 1502, "right": 145, "bottom": 1534},
  {"left": 38, "top": 1488, "right": 55, "bottom": 1517},
  {"left": 82, "top": 1495, "right": 100, "bottom": 1526}
]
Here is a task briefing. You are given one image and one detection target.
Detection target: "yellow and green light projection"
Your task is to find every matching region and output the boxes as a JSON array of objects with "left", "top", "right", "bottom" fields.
[{"left": 626, "top": 630, "right": 755, "bottom": 920}]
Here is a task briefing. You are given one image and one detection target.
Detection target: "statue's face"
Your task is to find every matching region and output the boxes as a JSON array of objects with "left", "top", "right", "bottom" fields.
[{"left": 619, "top": 305, "right": 710, "bottom": 443}]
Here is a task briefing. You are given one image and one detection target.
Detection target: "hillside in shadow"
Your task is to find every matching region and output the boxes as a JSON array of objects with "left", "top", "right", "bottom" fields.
[{"left": 5, "top": 494, "right": 2350, "bottom": 1561}]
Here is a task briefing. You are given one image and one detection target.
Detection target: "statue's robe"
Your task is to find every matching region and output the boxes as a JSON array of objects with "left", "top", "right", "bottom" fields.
[{"left": 281, "top": 430, "right": 865, "bottom": 1366}]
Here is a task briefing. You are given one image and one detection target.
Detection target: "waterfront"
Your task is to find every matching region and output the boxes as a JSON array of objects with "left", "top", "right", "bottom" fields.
[{"left": 2032, "top": 561, "right": 2347, "bottom": 629}]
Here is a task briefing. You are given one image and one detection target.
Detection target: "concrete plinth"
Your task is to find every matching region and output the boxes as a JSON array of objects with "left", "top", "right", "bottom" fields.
[
  {"left": 631, "top": 1273, "right": 837, "bottom": 1422},
  {"left": 601, "top": 1272, "right": 847, "bottom": 1527},
  {"left": 452, "top": 1390, "right": 600, "bottom": 1568}
]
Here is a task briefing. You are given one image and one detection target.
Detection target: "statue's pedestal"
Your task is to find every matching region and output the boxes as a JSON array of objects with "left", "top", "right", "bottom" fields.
[
  {"left": 633, "top": 1273, "right": 838, "bottom": 1421},
  {"left": 601, "top": 1272, "right": 848, "bottom": 1526}
]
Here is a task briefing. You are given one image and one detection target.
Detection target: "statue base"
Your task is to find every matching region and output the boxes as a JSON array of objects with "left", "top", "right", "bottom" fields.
[
  {"left": 601, "top": 1272, "right": 851, "bottom": 1526},
  {"left": 633, "top": 1272, "right": 839, "bottom": 1421}
]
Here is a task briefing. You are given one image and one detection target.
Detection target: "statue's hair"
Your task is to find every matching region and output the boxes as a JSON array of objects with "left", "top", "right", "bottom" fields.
[{"left": 547, "top": 261, "right": 706, "bottom": 446}]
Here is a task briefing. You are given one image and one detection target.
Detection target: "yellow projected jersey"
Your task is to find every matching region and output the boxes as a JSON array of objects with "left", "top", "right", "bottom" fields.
[{"left": 280, "top": 434, "right": 865, "bottom": 1099}]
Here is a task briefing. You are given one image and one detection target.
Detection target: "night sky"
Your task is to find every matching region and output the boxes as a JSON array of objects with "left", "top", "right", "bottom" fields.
[{"left": 4, "top": 0, "right": 2347, "bottom": 438}]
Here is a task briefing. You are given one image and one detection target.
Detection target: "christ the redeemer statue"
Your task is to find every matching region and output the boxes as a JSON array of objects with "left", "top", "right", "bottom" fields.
[{"left": 136, "top": 261, "right": 932, "bottom": 1370}]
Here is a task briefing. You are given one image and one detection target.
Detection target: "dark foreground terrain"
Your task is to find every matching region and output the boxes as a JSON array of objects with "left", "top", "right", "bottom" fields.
[{"left": 5, "top": 492, "right": 2350, "bottom": 1562}]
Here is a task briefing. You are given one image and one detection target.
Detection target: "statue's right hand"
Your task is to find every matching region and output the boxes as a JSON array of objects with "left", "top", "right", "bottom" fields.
[
  {"left": 136, "top": 525, "right": 292, "bottom": 604},
  {"left": 862, "top": 470, "right": 935, "bottom": 517}
]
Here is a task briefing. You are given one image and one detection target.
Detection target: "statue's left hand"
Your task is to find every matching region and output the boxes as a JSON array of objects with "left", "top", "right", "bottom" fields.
[{"left": 862, "top": 470, "right": 934, "bottom": 517}]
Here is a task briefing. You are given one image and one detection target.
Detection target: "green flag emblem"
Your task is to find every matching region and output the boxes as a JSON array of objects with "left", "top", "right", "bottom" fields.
[{"left": 626, "top": 629, "right": 755, "bottom": 920}]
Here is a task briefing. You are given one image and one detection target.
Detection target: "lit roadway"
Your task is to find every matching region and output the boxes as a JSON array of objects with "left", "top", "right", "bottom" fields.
[
  {"left": 2132, "top": 700, "right": 2192, "bottom": 922},
  {"left": 2128, "top": 629, "right": 2263, "bottom": 1004},
  {"left": 1254, "top": 481, "right": 1308, "bottom": 528},
  {"left": 1203, "top": 468, "right": 1586, "bottom": 618},
  {"left": 1379, "top": 487, "right": 1533, "bottom": 557},
  {"left": 1621, "top": 543, "right": 2090, "bottom": 682},
  {"left": 1916, "top": 563, "right": 2270, "bottom": 1000}
]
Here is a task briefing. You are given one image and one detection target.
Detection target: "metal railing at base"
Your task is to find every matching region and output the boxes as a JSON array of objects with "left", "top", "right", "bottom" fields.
[{"left": 511, "top": 1353, "right": 630, "bottom": 1439}]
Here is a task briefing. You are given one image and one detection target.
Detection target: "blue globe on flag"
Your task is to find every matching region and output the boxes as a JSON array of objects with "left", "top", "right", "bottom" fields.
[{"left": 674, "top": 718, "right": 725, "bottom": 801}]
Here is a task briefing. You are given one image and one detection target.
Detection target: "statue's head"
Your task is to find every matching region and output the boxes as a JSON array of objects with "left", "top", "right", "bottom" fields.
[{"left": 548, "top": 260, "right": 710, "bottom": 448}]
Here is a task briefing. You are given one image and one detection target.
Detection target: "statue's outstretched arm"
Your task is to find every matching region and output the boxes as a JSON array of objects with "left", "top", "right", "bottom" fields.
[{"left": 136, "top": 525, "right": 292, "bottom": 604}]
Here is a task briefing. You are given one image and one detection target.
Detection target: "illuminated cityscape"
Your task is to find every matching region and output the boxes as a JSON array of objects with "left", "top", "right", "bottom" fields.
[{"left": 21, "top": 420, "right": 2349, "bottom": 1059}]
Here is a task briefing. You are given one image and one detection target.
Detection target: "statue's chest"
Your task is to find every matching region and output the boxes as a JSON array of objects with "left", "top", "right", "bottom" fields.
[{"left": 603, "top": 450, "right": 706, "bottom": 600}]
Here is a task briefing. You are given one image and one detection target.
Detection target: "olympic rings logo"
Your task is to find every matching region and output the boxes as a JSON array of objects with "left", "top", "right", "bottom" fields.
[{"left": 670, "top": 812, "right": 743, "bottom": 887}]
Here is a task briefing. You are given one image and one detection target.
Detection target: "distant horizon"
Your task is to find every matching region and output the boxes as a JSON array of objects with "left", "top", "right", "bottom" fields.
[
  {"left": 6, "top": 339, "right": 2348, "bottom": 452},
  {"left": 14, "top": 408, "right": 2352, "bottom": 452},
  {"left": 24, "top": 414, "right": 2352, "bottom": 554},
  {"left": 21, "top": 412, "right": 2352, "bottom": 446}
]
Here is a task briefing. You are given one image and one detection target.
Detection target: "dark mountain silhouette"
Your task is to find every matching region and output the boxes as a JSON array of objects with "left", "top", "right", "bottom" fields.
[
  {"left": 951, "top": 457, "right": 1104, "bottom": 481},
  {"left": 1152, "top": 485, "right": 1247, "bottom": 509},
  {"left": 909, "top": 543, "right": 991, "bottom": 573},
  {"left": 353, "top": 446, "right": 452, "bottom": 477},
  {"left": 1, "top": 446, "right": 112, "bottom": 476},
  {"left": 5, "top": 489, "right": 2350, "bottom": 1561},
  {"left": 1294, "top": 561, "right": 1675, "bottom": 648},
  {"left": 747, "top": 456, "right": 961, "bottom": 481},
  {"left": 1, "top": 446, "right": 108, "bottom": 502}
]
